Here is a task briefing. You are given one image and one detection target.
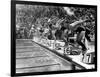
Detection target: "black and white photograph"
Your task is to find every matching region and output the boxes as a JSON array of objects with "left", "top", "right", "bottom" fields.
[{"left": 11, "top": 0, "right": 97, "bottom": 76}]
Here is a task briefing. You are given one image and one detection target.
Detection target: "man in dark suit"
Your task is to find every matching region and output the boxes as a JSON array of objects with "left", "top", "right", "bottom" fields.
[{"left": 75, "top": 25, "right": 91, "bottom": 56}]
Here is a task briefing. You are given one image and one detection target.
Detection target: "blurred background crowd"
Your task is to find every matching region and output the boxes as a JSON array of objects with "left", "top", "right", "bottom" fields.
[{"left": 16, "top": 4, "right": 95, "bottom": 42}]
